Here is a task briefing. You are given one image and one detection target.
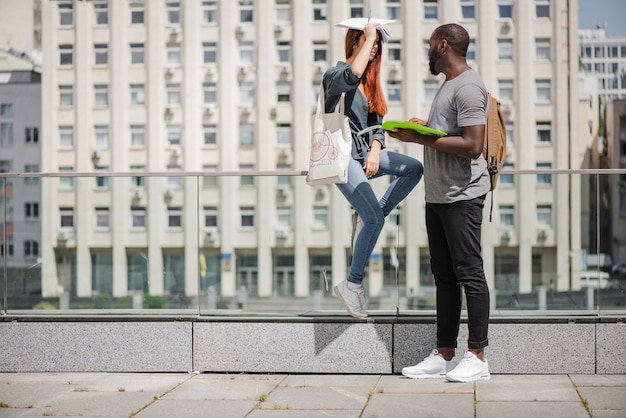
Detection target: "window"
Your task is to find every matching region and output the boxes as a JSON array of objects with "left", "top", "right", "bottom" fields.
[
  {"left": 424, "top": 80, "right": 438, "bottom": 102},
  {"left": 167, "top": 43, "right": 181, "bottom": 67},
  {"left": 535, "top": 38, "right": 551, "bottom": 61},
  {"left": 167, "top": 170, "right": 182, "bottom": 190},
  {"left": 203, "top": 206, "right": 218, "bottom": 228},
  {"left": 313, "top": 206, "right": 328, "bottom": 229},
  {"left": 0, "top": 103, "right": 13, "bottom": 116},
  {"left": 127, "top": 252, "right": 148, "bottom": 292},
  {"left": 499, "top": 205, "right": 514, "bottom": 227},
  {"left": 498, "top": 79, "right": 514, "bottom": 103},
  {"left": 130, "top": 84, "right": 145, "bottom": 105},
  {"left": 59, "top": 166, "right": 74, "bottom": 189},
  {"left": 313, "top": 0, "right": 327, "bottom": 21},
  {"left": 239, "top": 0, "right": 253, "bottom": 23},
  {"left": 349, "top": 0, "right": 364, "bottom": 18},
  {"left": 1, "top": 123, "right": 13, "bottom": 146},
  {"left": 239, "top": 82, "right": 255, "bottom": 105},
  {"left": 276, "top": 124, "right": 292, "bottom": 148},
  {"left": 94, "top": 84, "right": 108, "bottom": 106},
  {"left": 240, "top": 206, "right": 255, "bottom": 227},
  {"left": 130, "top": 124, "right": 145, "bottom": 147},
  {"left": 95, "top": 207, "right": 110, "bottom": 229},
  {"left": 0, "top": 236, "right": 14, "bottom": 257},
  {"left": 536, "top": 205, "right": 552, "bottom": 229},
  {"left": 203, "top": 124, "right": 217, "bottom": 146},
  {"left": 506, "top": 121, "right": 515, "bottom": 146},
  {"left": 203, "top": 42, "right": 217, "bottom": 65},
  {"left": 131, "top": 207, "right": 146, "bottom": 229},
  {"left": 167, "top": 83, "right": 181, "bottom": 106},
  {"left": 498, "top": 39, "right": 513, "bottom": 60},
  {"left": 166, "top": 1, "right": 181, "bottom": 25},
  {"left": 167, "top": 124, "right": 181, "bottom": 147},
  {"left": 95, "top": 168, "right": 110, "bottom": 189},
  {"left": 203, "top": 82, "right": 217, "bottom": 106},
  {"left": 239, "top": 41, "right": 254, "bottom": 67},
  {"left": 59, "top": 44, "right": 73, "bottom": 66},
  {"left": 387, "top": 41, "right": 401, "bottom": 62},
  {"left": 93, "top": 1, "right": 108, "bottom": 25},
  {"left": 60, "top": 207, "right": 74, "bottom": 229},
  {"left": 24, "top": 240, "right": 39, "bottom": 258},
  {"left": 94, "top": 125, "right": 109, "bottom": 149},
  {"left": 497, "top": 0, "right": 513, "bottom": 19},
  {"left": 25, "top": 202, "right": 39, "bottom": 219},
  {"left": 276, "top": 0, "right": 291, "bottom": 22},
  {"left": 461, "top": 0, "right": 475, "bottom": 19},
  {"left": 423, "top": 0, "right": 438, "bottom": 20},
  {"left": 387, "top": 0, "right": 401, "bottom": 20},
  {"left": 25, "top": 127, "right": 39, "bottom": 144},
  {"left": 467, "top": 39, "right": 476, "bottom": 61},
  {"left": 24, "top": 164, "right": 39, "bottom": 185},
  {"left": 59, "top": 85, "right": 74, "bottom": 107},
  {"left": 130, "top": 43, "right": 144, "bottom": 64},
  {"left": 423, "top": 40, "right": 430, "bottom": 61},
  {"left": 130, "top": 2, "right": 144, "bottom": 24},
  {"left": 277, "top": 81, "right": 291, "bottom": 102},
  {"left": 58, "top": 1, "right": 73, "bottom": 27},
  {"left": 387, "top": 80, "right": 402, "bottom": 103},
  {"left": 239, "top": 123, "right": 254, "bottom": 146},
  {"left": 94, "top": 43, "right": 108, "bottom": 66},
  {"left": 240, "top": 164, "right": 254, "bottom": 186},
  {"left": 277, "top": 41, "right": 291, "bottom": 63},
  {"left": 167, "top": 207, "right": 182, "bottom": 228},
  {"left": 536, "top": 162, "right": 552, "bottom": 185},
  {"left": 59, "top": 126, "right": 73, "bottom": 148},
  {"left": 130, "top": 165, "right": 145, "bottom": 187},
  {"left": 277, "top": 206, "right": 292, "bottom": 228},
  {"left": 202, "top": 1, "right": 218, "bottom": 24},
  {"left": 313, "top": 41, "right": 327, "bottom": 62},
  {"left": 536, "top": 79, "right": 551, "bottom": 103},
  {"left": 536, "top": 121, "right": 552, "bottom": 144},
  {"left": 277, "top": 163, "right": 291, "bottom": 185},
  {"left": 535, "top": 0, "right": 550, "bottom": 19},
  {"left": 388, "top": 206, "right": 402, "bottom": 227},
  {"left": 500, "top": 163, "right": 514, "bottom": 185},
  {"left": 311, "top": 81, "right": 320, "bottom": 105}
]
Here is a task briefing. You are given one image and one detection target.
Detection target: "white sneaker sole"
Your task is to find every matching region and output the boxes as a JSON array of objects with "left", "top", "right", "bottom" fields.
[
  {"left": 401, "top": 371, "right": 446, "bottom": 379},
  {"left": 445, "top": 373, "right": 491, "bottom": 383},
  {"left": 333, "top": 285, "right": 368, "bottom": 319}
]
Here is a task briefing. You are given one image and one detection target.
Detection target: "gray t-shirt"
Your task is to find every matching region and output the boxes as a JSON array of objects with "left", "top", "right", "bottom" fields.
[{"left": 424, "top": 69, "right": 491, "bottom": 204}]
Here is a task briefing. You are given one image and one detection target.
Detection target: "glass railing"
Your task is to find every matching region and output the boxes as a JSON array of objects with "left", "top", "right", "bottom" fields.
[{"left": 1, "top": 170, "right": 625, "bottom": 316}]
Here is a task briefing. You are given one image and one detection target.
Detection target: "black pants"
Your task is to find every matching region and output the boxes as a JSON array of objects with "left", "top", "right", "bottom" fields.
[{"left": 426, "top": 195, "right": 490, "bottom": 350}]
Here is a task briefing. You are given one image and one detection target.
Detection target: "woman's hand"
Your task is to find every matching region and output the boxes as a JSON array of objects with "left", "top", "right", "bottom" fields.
[{"left": 364, "top": 141, "right": 381, "bottom": 177}]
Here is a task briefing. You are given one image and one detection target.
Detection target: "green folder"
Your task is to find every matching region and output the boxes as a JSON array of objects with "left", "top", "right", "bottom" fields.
[{"left": 381, "top": 121, "right": 447, "bottom": 137}]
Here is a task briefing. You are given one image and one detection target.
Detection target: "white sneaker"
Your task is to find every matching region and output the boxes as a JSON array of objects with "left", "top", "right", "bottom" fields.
[
  {"left": 333, "top": 280, "right": 368, "bottom": 318},
  {"left": 350, "top": 212, "right": 364, "bottom": 255},
  {"left": 401, "top": 349, "right": 459, "bottom": 379},
  {"left": 445, "top": 351, "right": 491, "bottom": 382}
]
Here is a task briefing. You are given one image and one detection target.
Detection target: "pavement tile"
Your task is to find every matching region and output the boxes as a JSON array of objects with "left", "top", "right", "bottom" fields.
[
  {"left": 576, "top": 386, "right": 626, "bottom": 410},
  {"left": 477, "top": 401, "right": 590, "bottom": 418},
  {"left": 475, "top": 375, "right": 580, "bottom": 402},
  {"left": 570, "top": 374, "right": 626, "bottom": 386},
  {"left": 377, "top": 375, "right": 474, "bottom": 394},
  {"left": 364, "top": 393, "right": 474, "bottom": 418},
  {"left": 248, "top": 410, "right": 361, "bottom": 417},
  {"left": 135, "top": 399, "right": 258, "bottom": 418},
  {"left": 280, "top": 374, "right": 379, "bottom": 388},
  {"left": 260, "top": 386, "right": 370, "bottom": 410},
  {"left": 163, "top": 373, "right": 284, "bottom": 401}
]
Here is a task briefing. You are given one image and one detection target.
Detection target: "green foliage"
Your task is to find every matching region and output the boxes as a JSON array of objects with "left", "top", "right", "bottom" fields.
[{"left": 143, "top": 295, "right": 170, "bottom": 309}]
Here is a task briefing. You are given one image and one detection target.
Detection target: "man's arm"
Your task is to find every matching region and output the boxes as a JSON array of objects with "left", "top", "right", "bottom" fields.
[{"left": 388, "top": 124, "right": 484, "bottom": 159}]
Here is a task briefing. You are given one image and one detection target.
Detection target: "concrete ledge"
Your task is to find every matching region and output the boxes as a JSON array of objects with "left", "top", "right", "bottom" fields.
[{"left": 0, "top": 315, "right": 623, "bottom": 374}]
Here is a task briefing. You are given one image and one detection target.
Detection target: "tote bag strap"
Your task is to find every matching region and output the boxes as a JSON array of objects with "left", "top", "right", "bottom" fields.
[{"left": 317, "top": 84, "right": 346, "bottom": 116}]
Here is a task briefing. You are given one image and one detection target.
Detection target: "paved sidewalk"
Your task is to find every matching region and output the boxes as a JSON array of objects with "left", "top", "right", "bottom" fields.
[{"left": 1, "top": 373, "right": 625, "bottom": 417}]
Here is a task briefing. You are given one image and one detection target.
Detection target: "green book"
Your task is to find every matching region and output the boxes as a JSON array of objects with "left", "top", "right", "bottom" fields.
[{"left": 381, "top": 121, "right": 447, "bottom": 137}]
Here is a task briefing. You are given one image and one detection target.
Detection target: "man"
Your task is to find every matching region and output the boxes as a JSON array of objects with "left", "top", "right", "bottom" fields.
[{"left": 387, "top": 23, "right": 491, "bottom": 382}]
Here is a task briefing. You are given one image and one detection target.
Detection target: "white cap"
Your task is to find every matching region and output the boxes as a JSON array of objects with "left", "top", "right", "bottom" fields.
[{"left": 336, "top": 17, "right": 395, "bottom": 43}]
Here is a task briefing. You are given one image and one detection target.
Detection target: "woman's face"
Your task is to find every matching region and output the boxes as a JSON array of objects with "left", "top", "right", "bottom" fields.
[{"left": 356, "top": 33, "right": 380, "bottom": 61}]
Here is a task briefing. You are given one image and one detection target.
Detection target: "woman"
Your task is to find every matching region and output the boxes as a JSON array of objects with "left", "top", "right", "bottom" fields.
[{"left": 324, "top": 21, "right": 423, "bottom": 318}]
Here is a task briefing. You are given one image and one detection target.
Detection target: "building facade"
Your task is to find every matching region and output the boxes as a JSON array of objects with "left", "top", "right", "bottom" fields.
[{"left": 37, "top": 0, "right": 587, "bottom": 309}]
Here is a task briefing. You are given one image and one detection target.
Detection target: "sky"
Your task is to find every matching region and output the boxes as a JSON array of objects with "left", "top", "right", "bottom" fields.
[{"left": 578, "top": 0, "right": 626, "bottom": 37}]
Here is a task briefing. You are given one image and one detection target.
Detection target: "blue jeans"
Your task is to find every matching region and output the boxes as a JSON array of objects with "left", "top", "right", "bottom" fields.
[
  {"left": 426, "top": 196, "right": 490, "bottom": 349},
  {"left": 336, "top": 150, "right": 423, "bottom": 284}
]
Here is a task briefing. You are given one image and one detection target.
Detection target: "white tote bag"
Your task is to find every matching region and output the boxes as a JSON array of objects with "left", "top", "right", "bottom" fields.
[{"left": 305, "top": 85, "right": 353, "bottom": 186}]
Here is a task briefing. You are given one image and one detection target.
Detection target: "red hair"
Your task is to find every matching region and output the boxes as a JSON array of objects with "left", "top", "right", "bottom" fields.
[{"left": 345, "top": 29, "right": 387, "bottom": 116}]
